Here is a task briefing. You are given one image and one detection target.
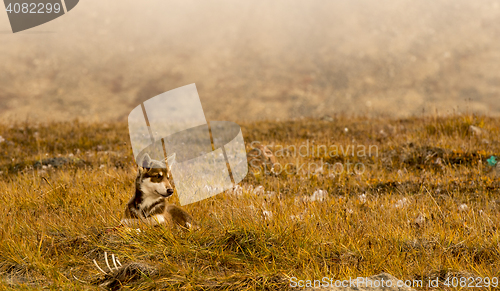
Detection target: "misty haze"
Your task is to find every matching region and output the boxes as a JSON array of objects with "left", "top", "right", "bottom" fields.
[{"left": 1, "top": 0, "right": 499, "bottom": 122}]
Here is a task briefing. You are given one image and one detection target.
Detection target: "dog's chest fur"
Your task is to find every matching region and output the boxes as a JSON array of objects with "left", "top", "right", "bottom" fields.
[{"left": 126, "top": 190, "right": 166, "bottom": 219}]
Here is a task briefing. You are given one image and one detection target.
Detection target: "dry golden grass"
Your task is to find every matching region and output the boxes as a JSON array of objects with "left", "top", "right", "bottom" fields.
[{"left": 0, "top": 115, "right": 499, "bottom": 290}]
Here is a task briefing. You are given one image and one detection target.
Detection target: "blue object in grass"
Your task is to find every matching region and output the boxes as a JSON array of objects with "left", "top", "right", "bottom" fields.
[{"left": 487, "top": 156, "right": 497, "bottom": 167}]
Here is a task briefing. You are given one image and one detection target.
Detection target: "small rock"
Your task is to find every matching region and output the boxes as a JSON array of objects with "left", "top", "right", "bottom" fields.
[
  {"left": 310, "top": 189, "right": 328, "bottom": 202},
  {"left": 244, "top": 184, "right": 254, "bottom": 193},
  {"left": 469, "top": 125, "right": 483, "bottom": 136},
  {"left": 458, "top": 204, "right": 468, "bottom": 212},
  {"left": 265, "top": 191, "right": 277, "bottom": 199},
  {"left": 262, "top": 210, "right": 273, "bottom": 220},
  {"left": 290, "top": 212, "right": 306, "bottom": 221},
  {"left": 231, "top": 185, "right": 243, "bottom": 196},
  {"left": 394, "top": 198, "right": 409, "bottom": 209},
  {"left": 253, "top": 185, "right": 265, "bottom": 195},
  {"left": 34, "top": 157, "right": 77, "bottom": 169},
  {"left": 321, "top": 116, "right": 334, "bottom": 122},
  {"left": 0, "top": 136, "right": 4, "bottom": 143},
  {"left": 413, "top": 214, "right": 426, "bottom": 227},
  {"left": 397, "top": 168, "right": 408, "bottom": 178}
]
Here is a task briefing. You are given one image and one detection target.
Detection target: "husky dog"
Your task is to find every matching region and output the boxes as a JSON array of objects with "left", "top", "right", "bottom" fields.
[{"left": 120, "top": 153, "right": 193, "bottom": 229}]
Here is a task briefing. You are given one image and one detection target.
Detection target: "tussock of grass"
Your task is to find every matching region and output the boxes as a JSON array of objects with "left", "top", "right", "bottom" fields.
[{"left": 0, "top": 115, "right": 499, "bottom": 290}]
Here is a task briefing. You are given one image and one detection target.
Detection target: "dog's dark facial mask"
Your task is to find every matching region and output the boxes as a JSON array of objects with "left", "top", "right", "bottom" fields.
[
  {"left": 139, "top": 167, "right": 174, "bottom": 198},
  {"left": 137, "top": 153, "right": 176, "bottom": 198}
]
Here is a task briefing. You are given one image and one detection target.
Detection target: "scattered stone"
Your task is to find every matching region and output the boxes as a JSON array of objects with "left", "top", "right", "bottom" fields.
[
  {"left": 469, "top": 125, "right": 483, "bottom": 136},
  {"left": 290, "top": 212, "right": 306, "bottom": 221},
  {"left": 0, "top": 136, "right": 4, "bottom": 143},
  {"left": 401, "top": 238, "right": 438, "bottom": 253},
  {"left": 264, "top": 191, "right": 277, "bottom": 199},
  {"left": 458, "top": 204, "right": 468, "bottom": 212},
  {"left": 394, "top": 198, "right": 409, "bottom": 209},
  {"left": 310, "top": 189, "right": 328, "bottom": 202},
  {"left": 253, "top": 185, "right": 265, "bottom": 195},
  {"left": 413, "top": 214, "right": 426, "bottom": 227},
  {"left": 33, "top": 156, "right": 86, "bottom": 169},
  {"left": 230, "top": 185, "right": 243, "bottom": 196},
  {"left": 321, "top": 116, "right": 334, "bottom": 122},
  {"left": 395, "top": 145, "right": 486, "bottom": 170},
  {"left": 262, "top": 210, "right": 273, "bottom": 220},
  {"left": 244, "top": 184, "right": 254, "bottom": 194},
  {"left": 299, "top": 189, "right": 328, "bottom": 203}
]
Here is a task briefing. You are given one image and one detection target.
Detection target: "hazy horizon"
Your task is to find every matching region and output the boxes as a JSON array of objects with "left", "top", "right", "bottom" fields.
[{"left": 1, "top": 0, "right": 499, "bottom": 122}]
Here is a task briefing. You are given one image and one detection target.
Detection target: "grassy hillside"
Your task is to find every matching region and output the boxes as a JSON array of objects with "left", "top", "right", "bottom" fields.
[{"left": 0, "top": 115, "right": 499, "bottom": 290}]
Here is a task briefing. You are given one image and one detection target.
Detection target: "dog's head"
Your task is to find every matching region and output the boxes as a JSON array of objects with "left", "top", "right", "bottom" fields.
[{"left": 137, "top": 153, "right": 176, "bottom": 198}]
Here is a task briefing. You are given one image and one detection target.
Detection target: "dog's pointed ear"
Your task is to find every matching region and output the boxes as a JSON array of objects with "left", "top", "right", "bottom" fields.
[
  {"left": 141, "top": 153, "right": 152, "bottom": 169},
  {"left": 166, "top": 153, "right": 176, "bottom": 171}
]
